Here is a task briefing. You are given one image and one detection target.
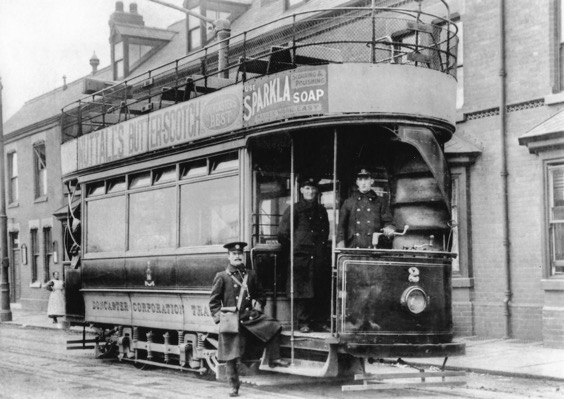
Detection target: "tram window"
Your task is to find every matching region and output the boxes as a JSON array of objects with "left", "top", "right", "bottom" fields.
[
  {"left": 129, "top": 187, "right": 176, "bottom": 251},
  {"left": 107, "top": 177, "right": 126, "bottom": 193},
  {"left": 129, "top": 172, "right": 151, "bottom": 189},
  {"left": 87, "top": 181, "right": 105, "bottom": 197},
  {"left": 180, "top": 159, "right": 207, "bottom": 179},
  {"left": 255, "top": 175, "right": 290, "bottom": 245},
  {"left": 210, "top": 152, "right": 238, "bottom": 174},
  {"left": 153, "top": 166, "right": 177, "bottom": 185},
  {"left": 180, "top": 175, "right": 239, "bottom": 247},
  {"left": 87, "top": 196, "right": 126, "bottom": 253}
]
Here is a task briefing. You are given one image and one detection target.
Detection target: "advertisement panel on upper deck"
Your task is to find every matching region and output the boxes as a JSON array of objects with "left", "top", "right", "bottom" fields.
[
  {"left": 77, "top": 85, "right": 242, "bottom": 170},
  {"left": 242, "top": 65, "right": 328, "bottom": 127}
]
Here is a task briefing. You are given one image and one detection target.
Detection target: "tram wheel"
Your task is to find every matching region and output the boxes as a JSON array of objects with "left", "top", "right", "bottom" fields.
[
  {"left": 95, "top": 340, "right": 117, "bottom": 359},
  {"left": 133, "top": 361, "right": 152, "bottom": 370}
]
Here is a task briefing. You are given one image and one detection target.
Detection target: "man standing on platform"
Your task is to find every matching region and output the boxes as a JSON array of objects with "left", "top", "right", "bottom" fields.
[
  {"left": 278, "top": 177, "right": 330, "bottom": 333},
  {"left": 337, "top": 168, "right": 396, "bottom": 249}
]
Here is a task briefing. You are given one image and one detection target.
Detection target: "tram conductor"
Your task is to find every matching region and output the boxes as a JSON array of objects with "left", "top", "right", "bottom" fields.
[
  {"left": 278, "top": 177, "right": 330, "bottom": 333},
  {"left": 209, "top": 242, "right": 289, "bottom": 397},
  {"left": 337, "top": 168, "right": 396, "bottom": 248}
]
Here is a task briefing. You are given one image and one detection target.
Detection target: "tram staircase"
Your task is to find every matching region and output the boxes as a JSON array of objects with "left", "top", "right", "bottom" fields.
[{"left": 77, "top": 42, "right": 343, "bottom": 134}]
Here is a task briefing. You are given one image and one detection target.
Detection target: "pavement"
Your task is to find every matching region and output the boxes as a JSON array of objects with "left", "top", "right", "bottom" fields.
[{"left": 2, "top": 302, "right": 564, "bottom": 382}]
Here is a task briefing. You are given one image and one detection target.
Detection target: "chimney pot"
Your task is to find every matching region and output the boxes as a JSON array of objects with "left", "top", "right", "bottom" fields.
[
  {"left": 90, "top": 52, "right": 100, "bottom": 75},
  {"left": 130, "top": 3, "right": 138, "bottom": 14},
  {"left": 116, "top": 1, "right": 124, "bottom": 12}
]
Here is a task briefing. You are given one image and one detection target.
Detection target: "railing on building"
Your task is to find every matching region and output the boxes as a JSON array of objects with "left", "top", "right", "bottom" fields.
[{"left": 61, "top": 6, "right": 458, "bottom": 140}]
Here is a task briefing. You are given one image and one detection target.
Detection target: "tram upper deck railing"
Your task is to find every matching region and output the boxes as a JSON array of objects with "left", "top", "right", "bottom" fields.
[{"left": 61, "top": 5, "right": 458, "bottom": 140}]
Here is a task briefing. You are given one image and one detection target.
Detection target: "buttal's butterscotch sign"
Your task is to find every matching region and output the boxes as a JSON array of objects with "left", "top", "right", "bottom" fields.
[{"left": 77, "top": 85, "right": 242, "bottom": 169}]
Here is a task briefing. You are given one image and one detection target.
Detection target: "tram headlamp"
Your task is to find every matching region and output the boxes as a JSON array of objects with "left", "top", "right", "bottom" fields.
[{"left": 401, "top": 286, "right": 428, "bottom": 314}]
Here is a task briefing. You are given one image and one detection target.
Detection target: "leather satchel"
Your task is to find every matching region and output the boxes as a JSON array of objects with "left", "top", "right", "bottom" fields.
[
  {"left": 218, "top": 274, "right": 248, "bottom": 334},
  {"left": 219, "top": 307, "right": 239, "bottom": 333}
]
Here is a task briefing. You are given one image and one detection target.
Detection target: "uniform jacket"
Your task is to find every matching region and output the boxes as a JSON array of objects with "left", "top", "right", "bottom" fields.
[
  {"left": 278, "top": 199, "right": 330, "bottom": 298},
  {"left": 337, "top": 190, "right": 395, "bottom": 248},
  {"left": 209, "top": 265, "right": 280, "bottom": 361}
]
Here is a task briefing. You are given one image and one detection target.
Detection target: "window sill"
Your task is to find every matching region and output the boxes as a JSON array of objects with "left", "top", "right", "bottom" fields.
[
  {"left": 541, "top": 278, "right": 564, "bottom": 291},
  {"left": 452, "top": 277, "right": 474, "bottom": 288},
  {"left": 34, "top": 196, "right": 48, "bottom": 204},
  {"left": 29, "top": 281, "right": 42, "bottom": 288},
  {"left": 8, "top": 202, "right": 19, "bottom": 208}
]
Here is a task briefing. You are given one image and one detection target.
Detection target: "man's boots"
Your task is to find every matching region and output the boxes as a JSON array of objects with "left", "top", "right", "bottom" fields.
[{"left": 228, "top": 377, "right": 240, "bottom": 397}]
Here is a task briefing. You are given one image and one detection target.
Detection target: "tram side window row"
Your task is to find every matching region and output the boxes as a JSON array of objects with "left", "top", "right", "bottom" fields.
[{"left": 84, "top": 152, "right": 240, "bottom": 254}]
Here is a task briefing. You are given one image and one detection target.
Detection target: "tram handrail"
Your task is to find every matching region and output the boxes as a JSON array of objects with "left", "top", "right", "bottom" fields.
[{"left": 60, "top": 5, "right": 458, "bottom": 139}]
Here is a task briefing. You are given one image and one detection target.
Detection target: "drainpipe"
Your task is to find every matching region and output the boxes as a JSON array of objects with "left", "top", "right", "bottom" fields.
[
  {"left": 0, "top": 78, "right": 12, "bottom": 322},
  {"left": 499, "top": 0, "right": 512, "bottom": 339}
]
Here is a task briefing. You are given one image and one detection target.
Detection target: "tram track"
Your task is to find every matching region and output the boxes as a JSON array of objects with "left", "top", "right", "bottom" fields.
[{"left": 2, "top": 327, "right": 560, "bottom": 399}]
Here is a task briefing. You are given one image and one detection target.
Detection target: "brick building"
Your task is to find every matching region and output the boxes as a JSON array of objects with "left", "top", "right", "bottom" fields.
[{"left": 2, "top": 0, "right": 564, "bottom": 347}]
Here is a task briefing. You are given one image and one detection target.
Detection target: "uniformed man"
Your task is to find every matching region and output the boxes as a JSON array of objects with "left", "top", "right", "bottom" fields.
[
  {"left": 337, "top": 169, "right": 396, "bottom": 248},
  {"left": 278, "top": 177, "right": 330, "bottom": 333},
  {"left": 209, "top": 242, "right": 289, "bottom": 397}
]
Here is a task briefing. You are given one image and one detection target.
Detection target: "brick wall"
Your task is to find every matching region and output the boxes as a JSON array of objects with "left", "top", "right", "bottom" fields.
[{"left": 455, "top": 0, "right": 564, "bottom": 343}]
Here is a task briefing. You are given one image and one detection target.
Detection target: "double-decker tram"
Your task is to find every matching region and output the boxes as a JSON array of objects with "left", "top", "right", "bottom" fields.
[{"left": 61, "top": 3, "right": 464, "bottom": 386}]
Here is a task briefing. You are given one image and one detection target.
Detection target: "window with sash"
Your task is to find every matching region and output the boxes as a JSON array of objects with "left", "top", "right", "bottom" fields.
[
  {"left": 33, "top": 143, "right": 47, "bottom": 199},
  {"left": 31, "top": 229, "right": 39, "bottom": 283},
  {"left": 43, "top": 228, "right": 52, "bottom": 283},
  {"left": 548, "top": 164, "right": 564, "bottom": 275},
  {"left": 8, "top": 151, "right": 18, "bottom": 204}
]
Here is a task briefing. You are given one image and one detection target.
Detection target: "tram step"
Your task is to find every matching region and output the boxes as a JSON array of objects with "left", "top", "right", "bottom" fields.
[
  {"left": 258, "top": 344, "right": 341, "bottom": 378},
  {"left": 66, "top": 338, "right": 97, "bottom": 350},
  {"left": 342, "top": 369, "right": 466, "bottom": 391}
]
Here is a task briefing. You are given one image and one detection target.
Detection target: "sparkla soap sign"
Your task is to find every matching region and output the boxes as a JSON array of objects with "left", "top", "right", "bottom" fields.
[{"left": 242, "top": 65, "right": 328, "bottom": 127}]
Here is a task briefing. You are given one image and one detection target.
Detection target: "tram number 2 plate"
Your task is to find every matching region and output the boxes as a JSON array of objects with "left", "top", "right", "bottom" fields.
[{"left": 408, "top": 267, "right": 420, "bottom": 283}]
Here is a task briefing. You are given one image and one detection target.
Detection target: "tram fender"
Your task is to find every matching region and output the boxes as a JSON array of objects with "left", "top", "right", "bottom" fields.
[{"left": 344, "top": 342, "right": 466, "bottom": 359}]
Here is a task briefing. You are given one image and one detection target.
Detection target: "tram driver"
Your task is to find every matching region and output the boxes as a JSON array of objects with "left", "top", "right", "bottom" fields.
[
  {"left": 337, "top": 168, "right": 396, "bottom": 249},
  {"left": 209, "top": 241, "right": 289, "bottom": 397},
  {"left": 278, "top": 177, "right": 331, "bottom": 333}
]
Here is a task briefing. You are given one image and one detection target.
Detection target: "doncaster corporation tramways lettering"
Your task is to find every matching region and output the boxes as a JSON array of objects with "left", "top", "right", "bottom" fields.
[
  {"left": 191, "top": 305, "right": 211, "bottom": 317},
  {"left": 92, "top": 300, "right": 129, "bottom": 312},
  {"left": 91, "top": 301, "right": 185, "bottom": 315},
  {"left": 132, "top": 302, "right": 185, "bottom": 315}
]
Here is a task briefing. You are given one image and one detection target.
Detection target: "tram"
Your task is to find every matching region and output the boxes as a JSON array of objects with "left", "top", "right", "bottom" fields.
[{"left": 60, "top": 3, "right": 464, "bottom": 381}]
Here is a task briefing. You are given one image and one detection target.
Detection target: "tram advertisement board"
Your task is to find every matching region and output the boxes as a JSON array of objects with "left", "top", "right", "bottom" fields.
[
  {"left": 77, "top": 84, "right": 242, "bottom": 170},
  {"left": 242, "top": 65, "right": 328, "bottom": 127}
]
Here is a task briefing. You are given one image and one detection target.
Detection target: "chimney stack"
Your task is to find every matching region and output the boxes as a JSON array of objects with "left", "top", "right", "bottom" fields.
[
  {"left": 110, "top": 1, "right": 144, "bottom": 27},
  {"left": 63, "top": 75, "right": 68, "bottom": 90}
]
